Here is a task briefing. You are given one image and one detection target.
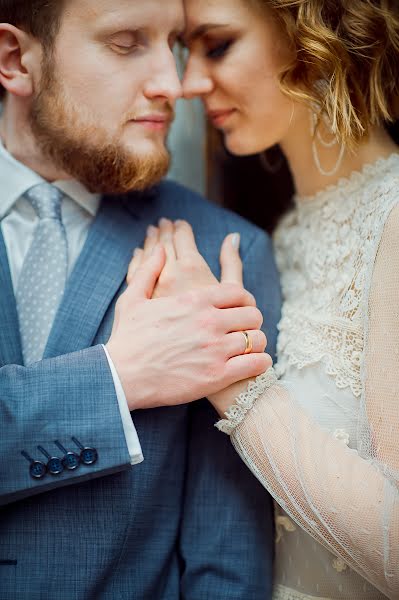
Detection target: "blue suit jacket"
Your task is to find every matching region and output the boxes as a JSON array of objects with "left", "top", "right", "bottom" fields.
[{"left": 0, "top": 181, "right": 281, "bottom": 600}]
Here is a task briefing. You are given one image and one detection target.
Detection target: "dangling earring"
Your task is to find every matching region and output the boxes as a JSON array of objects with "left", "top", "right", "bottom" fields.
[
  {"left": 260, "top": 147, "right": 284, "bottom": 173},
  {"left": 309, "top": 107, "right": 345, "bottom": 177},
  {"left": 260, "top": 102, "right": 295, "bottom": 173}
]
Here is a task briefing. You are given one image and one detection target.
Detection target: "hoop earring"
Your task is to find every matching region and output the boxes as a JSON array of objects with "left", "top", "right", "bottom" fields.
[
  {"left": 260, "top": 146, "right": 284, "bottom": 174},
  {"left": 309, "top": 107, "right": 345, "bottom": 176},
  {"left": 288, "top": 102, "right": 295, "bottom": 130}
]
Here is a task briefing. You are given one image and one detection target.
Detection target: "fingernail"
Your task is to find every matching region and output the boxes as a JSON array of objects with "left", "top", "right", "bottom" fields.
[
  {"left": 133, "top": 248, "right": 141, "bottom": 257},
  {"left": 159, "top": 218, "right": 169, "bottom": 227},
  {"left": 231, "top": 233, "right": 240, "bottom": 249},
  {"left": 147, "top": 225, "right": 157, "bottom": 237}
]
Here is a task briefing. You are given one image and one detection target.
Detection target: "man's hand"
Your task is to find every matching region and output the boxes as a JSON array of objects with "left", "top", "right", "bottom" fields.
[{"left": 107, "top": 242, "right": 269, "bottom": 411}]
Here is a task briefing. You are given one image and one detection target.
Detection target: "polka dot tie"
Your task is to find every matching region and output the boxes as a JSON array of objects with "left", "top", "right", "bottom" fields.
[{"left": 16, "top": 183, "right": 68, "bottom": 365}]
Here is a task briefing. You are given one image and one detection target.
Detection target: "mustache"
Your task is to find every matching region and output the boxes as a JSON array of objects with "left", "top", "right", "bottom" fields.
[{"left": 126, "top": 106, "right": 176, "bottom": 122}]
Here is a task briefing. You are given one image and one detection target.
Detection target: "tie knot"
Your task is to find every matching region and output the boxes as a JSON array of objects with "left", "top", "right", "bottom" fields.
[{"left": 25, "top": 183, "right": 64, "bottom": 221}]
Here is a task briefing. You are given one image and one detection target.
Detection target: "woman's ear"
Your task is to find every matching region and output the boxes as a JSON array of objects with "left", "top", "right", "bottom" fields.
[{"left": 0, "top": 24, "right": 36, "bottom": 98}]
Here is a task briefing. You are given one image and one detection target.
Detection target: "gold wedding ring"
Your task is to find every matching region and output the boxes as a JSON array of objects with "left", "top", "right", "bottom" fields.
[{"left": 242, "top": 331, "right": 253, "bottom": 355}]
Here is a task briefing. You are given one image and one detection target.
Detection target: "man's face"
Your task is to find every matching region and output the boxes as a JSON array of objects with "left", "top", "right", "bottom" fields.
[{"left": 30, "top": 0, "right": 184, "bottom": 193}]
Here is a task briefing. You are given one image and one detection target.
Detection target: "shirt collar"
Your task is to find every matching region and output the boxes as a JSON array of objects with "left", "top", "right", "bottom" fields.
[
  {"left": 0, "top": 141, "right": 101, "bottom": 219},
  {"left": 54, "top": 180, "right": 100, "bottom": 217}
]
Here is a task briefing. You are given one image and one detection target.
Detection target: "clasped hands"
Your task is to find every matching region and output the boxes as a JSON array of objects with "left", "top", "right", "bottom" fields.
[{"left": 106, "top": 219, "right": 272, "bottom": 412}]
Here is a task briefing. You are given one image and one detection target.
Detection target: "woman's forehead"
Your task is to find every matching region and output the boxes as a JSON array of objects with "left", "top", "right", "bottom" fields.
[{"left": 183, "top": 0, "right": 250, "bottom": 35}]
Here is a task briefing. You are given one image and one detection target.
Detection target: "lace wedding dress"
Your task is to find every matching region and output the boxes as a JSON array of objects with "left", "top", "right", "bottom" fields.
[{"left": 217, "top": 154, "right": 399, "bottom": 599}]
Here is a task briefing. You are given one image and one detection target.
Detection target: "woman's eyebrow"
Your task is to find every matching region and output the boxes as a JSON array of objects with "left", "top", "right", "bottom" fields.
[{"left": 184, "top": 23, "right": 228, "bottom": 44}]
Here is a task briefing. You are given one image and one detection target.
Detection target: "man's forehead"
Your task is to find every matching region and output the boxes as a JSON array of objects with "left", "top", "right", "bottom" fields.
[{"left": 65, "top": 0, "right": 185, "bottom": 31}]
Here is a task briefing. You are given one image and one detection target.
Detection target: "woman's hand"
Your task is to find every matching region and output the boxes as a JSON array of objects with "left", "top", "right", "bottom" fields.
[
  {"left": 127, "top": 218, "right": 243, "bottom": 297},
  {"left": 127, "top": 218, "right": 273, "bottom": 414}
]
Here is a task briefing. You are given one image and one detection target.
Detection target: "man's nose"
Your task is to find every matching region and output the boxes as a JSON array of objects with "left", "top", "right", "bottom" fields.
[
  {"left": 182, "top": 58, "right": 213, "bottom": 100},
  {"left": 144, "top": 49, "right": 183, "bottom": 103}
]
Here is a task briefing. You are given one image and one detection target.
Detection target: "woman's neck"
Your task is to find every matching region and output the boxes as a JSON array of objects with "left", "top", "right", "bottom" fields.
[{"left": 280, "top": 109, "right": 398, "bottom": 201}]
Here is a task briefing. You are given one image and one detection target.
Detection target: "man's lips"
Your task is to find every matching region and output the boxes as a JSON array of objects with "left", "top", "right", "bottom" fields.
[
  {"left": 131, "top": 114, "right": 173, "bottom": 131},
  {"left": 207, "top": 109, "right": 236, "bottom": 127}
]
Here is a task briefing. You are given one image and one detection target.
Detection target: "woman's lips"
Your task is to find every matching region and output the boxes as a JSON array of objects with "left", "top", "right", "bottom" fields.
[{"left": 207, "top": 109, "right": 236, "bottom": 128}]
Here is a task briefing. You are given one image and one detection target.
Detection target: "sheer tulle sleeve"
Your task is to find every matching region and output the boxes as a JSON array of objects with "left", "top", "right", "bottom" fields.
[{"left": 217, "top": 205, "right": 399, "bottom": 598}]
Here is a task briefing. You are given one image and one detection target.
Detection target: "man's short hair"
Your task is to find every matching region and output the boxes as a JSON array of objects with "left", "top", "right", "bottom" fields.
[{"left": 0, "top": 0, "right": 65, "bottom": 98}]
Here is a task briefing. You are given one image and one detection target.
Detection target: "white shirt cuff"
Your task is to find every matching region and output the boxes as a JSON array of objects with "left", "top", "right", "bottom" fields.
[{"left": 102, "top": 345, "right": 144, "bottom": 466}]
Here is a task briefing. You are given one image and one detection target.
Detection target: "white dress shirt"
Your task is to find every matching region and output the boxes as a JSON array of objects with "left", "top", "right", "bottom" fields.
[{"left": 0, "top": 141, "right": 143, "bottom": 466}]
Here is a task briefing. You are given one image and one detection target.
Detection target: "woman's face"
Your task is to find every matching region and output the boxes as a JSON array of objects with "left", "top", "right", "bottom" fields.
[{"left": 182, "top": 0, "right": 296, "bottom": 155}]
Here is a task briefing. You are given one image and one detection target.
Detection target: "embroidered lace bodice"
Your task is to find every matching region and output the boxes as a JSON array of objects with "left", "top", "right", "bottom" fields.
[{"left": 217, "top": 154, "right": 399, "bottom": 599}]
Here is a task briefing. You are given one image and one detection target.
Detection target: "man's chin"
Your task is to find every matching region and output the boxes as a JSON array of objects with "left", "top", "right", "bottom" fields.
[
  {"left": 83, "top": 150, "right": 170, "bottom": 195},
  {"left": 123, "top": 133, "right": 169, "bottom": 156}
]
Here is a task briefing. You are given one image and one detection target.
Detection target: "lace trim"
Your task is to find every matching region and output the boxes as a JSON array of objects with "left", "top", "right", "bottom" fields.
[
  {"left": 294, "top": 153, "right": 399, "bottom": 207},
  {"left": 215, "top": 368, "right": 277, "bottom": 435},
  {"left": 276, "top": 313, "right": 363, "bottom": 397},
  {"left": 273, "top": 584, "right": 334, "bottom": 600}
]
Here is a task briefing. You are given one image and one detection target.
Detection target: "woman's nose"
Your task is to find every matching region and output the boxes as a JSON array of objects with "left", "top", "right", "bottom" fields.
[{"left": 182, "top": 59, "right": 214, "bottom": 99}]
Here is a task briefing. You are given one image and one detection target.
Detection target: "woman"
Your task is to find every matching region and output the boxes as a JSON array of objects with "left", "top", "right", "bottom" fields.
[{"left": 129, "top": 1, "right": 399, "bottom": 598}]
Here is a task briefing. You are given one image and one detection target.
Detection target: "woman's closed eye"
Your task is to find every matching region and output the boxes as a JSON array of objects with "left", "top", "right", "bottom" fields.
[{"left": 206, "top": 39, "right": 233, "bottom": 60}]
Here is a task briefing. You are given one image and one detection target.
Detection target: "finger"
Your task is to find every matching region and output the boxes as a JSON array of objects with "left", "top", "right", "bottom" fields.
[
  {"left": 158, "top": 218, "right": 176, "bottom": 262},
  {"left": 224, "top": 353, "right": 273, "bottom": 385},
  {"left": 207, "top": 283, "right": 256, "bottom": 309},
  {"left": 224, "top": 330, "right": 267, "bottom": 359},
  {"left": 126, "top": 249, "right": 144, "bottom": 285},
  {"left": 127, "top": 244, "right": 166, "bottom": 300},
  {"left": 144, "top": 225, "right": 159, "bottom": 258},
  {"left": 174, "top": 220, "right": 200, "bottom": 259},
  {"left": 220, "top": 233, "right": 243, "bottom": 286},
  {"left": 219, "top": 306, "right": 263, "bottom": 333}
]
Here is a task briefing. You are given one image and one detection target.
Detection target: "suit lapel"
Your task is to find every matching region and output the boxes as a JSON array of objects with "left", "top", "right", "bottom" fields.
[
  {"left": 0, "top": 231, "right": 23, "bottom": 366},
  {"left": 44, "top": 196, "right": 145, "bottom": 359}
]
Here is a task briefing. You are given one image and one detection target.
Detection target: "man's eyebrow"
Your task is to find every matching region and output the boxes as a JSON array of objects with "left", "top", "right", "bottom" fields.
[{"left": 184, "top": 23, "right": 228, "bottom": 44}]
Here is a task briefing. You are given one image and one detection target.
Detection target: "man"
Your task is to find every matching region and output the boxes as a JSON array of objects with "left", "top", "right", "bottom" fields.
[{"left": 0, "top": 1, "right": 281, "bottom": 598}]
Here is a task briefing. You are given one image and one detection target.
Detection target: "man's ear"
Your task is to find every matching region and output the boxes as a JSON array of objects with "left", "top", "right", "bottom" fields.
[{"left": 0, "top": 24, "right": 38, "bottom": 98}]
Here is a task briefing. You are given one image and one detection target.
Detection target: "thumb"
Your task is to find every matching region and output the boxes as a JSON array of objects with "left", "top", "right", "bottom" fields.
[
  {"left": 220, "top": 233, "right": 243, "bottom": 286},
  {"left": 127, "top": 244, "right": 166, "bottom": 300}
]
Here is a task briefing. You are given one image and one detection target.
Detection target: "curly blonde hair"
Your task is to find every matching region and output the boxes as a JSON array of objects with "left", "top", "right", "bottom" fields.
[{"left": 253, "top": 0, "right": 399, "bottom": 147}]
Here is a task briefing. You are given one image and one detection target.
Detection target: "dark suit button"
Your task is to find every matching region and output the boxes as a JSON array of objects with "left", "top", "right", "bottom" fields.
[
  {"left": 37, "top": 446, "right": 64, "bottom": 476},
  {"left": 71, "top": 437, "right": 98, "bottom": 466},
  {"left": 21, "top": 451, "right": 47, "bottom": 480},
  {"left": 80, "top": 447, "right": 98, "bottom": 466},
  {"left": 47, "top": 457, "right": 64, "bottom": 475},
  {"left": 62, "top": 452, "right": 80, "bottom": 470},
  {"left": 30, "top": 461, "right": 47, "bottom": 479},
  {"left": 54, "top": 441, "right": 80, "bottom": 471}
]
